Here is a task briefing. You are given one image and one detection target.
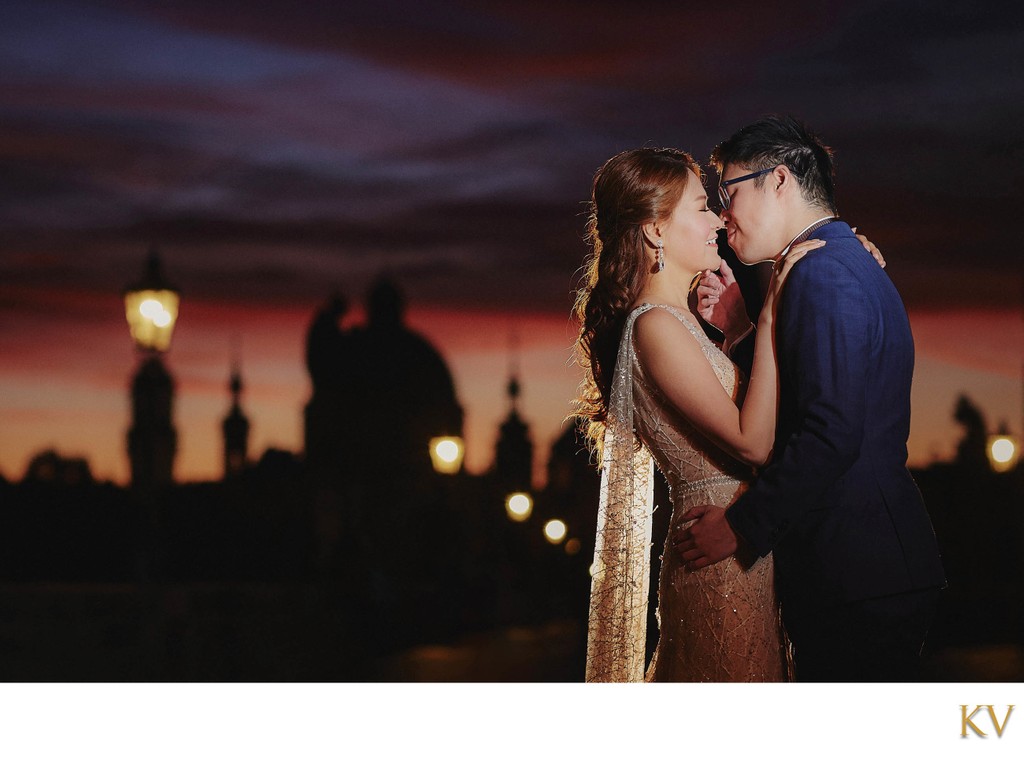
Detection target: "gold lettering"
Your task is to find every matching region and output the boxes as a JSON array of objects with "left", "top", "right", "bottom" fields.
[
  {"left": 961, "top": 705, "right": 986, "bottom": 738},
  {"left": 987, "top": 705, "right": 1014, "bottom": 738}
]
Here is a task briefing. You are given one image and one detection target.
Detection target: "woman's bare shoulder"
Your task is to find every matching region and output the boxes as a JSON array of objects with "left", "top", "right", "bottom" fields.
[{"left": 633, "top": 306, "right": 703, "bottom": 366}]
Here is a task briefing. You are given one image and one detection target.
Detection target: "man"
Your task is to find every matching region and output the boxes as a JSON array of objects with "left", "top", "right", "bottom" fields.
[{"left": 676, "top": 115, "right": 945, "bottom": 681}]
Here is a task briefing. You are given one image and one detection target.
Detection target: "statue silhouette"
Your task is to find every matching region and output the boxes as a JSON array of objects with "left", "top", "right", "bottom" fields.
[{"left": 954, "top": 395, "right": 988, "bottom": 470}]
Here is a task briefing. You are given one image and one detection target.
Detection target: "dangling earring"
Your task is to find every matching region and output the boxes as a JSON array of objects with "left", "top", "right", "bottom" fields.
[{"left": 656, "top": 240, "right": 665, "bottom": 272}]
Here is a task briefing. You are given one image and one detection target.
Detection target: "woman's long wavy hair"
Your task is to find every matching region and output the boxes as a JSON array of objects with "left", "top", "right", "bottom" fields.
[{"left": 573, "top": 147, "right": 700, "bottom": 462}]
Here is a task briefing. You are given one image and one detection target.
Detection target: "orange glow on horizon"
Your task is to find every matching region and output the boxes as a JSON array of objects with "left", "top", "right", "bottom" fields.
[{"left": 0, "top": 289, "right": 1020, "bottom": 486}]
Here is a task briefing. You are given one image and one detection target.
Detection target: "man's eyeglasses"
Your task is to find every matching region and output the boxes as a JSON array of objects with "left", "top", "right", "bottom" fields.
[{"left": 717, "top": 165, "right": 781, "bottom": 210}]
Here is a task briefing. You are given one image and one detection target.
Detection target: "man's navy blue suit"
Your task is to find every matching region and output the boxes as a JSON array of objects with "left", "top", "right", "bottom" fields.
[{"left": 725, "top": 221, "right": 945, "bottom": 680}]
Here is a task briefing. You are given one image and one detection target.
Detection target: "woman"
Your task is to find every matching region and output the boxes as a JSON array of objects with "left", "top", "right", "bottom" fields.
[{"left": 574, "top": 147, "right": 829, "bottom": 682}]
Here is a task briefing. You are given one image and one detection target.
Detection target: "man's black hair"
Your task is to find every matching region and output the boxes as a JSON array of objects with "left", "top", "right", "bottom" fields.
[{"left": 711, "top": 115, "right": 837, "bottom": 213}]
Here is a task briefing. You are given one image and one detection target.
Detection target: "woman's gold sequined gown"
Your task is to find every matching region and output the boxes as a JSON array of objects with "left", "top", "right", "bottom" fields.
[{"left": 632, "top": 304, "right": 790, "bottom": 682}]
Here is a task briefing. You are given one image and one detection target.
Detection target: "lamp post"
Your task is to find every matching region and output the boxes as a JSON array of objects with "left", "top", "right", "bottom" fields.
[
  {"left": 987, "top": 433, "right": 1020, "bottom": 473},
  {"left": 124, "top": 246, "right": 180, "bottom": 493},
  {"left": 543, "top": 519, "right": 568, "bottom": 545},
  {"left": 505, "top": 491, "right": 533, "bottom": 522},
  {"left": 429, "top": 435, "right": 465, "bottom": 475}
]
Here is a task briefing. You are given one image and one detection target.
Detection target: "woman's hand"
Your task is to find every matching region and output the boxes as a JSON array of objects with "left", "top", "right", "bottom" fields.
[
  {"left": 762, "top": 238, "right": 826, "bottom": 321},
  {"left": 852, "top": 226, "right": 886, "bottom": 268},
  {"left": 696, "top": 259, "right": 750, "bottom": 344}
]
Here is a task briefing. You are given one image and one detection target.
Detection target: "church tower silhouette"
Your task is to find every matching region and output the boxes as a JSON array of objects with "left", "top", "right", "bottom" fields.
[
  {"left": 222, "top": 358, "right": 249, "bottom": 480},
  {"left": 494, "top": 371, "right": 533, "bottom": 494},
  {"left": 303, "top": 275, "right": 465, "bottom": 610}
]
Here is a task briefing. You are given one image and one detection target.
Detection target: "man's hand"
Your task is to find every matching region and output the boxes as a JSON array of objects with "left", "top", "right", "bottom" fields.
[
  {"left": 672, "top": 504, "right": 739, "bottom": 571},
  {"left": 696, "top": 260, "right": 750, "bottom": 343}
]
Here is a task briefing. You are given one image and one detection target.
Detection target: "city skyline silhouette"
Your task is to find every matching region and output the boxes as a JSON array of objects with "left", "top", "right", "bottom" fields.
[{"left": 2, "top": 0, "right": 1022, "bottom": 487}]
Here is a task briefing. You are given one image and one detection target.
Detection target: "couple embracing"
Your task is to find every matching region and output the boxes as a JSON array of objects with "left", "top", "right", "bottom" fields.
[{"left": 576, "top": 116, "right": 945, "bottom": 683}]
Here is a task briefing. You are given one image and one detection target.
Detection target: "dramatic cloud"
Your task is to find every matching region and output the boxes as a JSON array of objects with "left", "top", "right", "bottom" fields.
[{"left": 1, "top": 0, "right": 1021, "bottom": 482}]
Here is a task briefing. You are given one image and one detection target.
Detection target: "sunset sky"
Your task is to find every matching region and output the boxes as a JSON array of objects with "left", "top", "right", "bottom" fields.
[{"left": 2, "top": 0, "right": 1022, "bottom": 485}]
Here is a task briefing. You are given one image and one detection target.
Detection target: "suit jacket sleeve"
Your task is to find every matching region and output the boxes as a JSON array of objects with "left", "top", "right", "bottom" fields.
[{"left": 726, "top": 253, "right": 872, "bottom": 556}]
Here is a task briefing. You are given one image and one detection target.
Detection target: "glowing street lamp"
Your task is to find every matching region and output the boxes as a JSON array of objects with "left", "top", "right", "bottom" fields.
[
  {"left": 543, "top": 519, "right": 567, "bottom": 545},
  {"left": 123, "top": 247, "right": 179, "bottom": 552},
  {"left": 124, "top": 246, "right": 180, "bottom": 352},
  {"left": 987, "top": 434, "right": 1020, "bottom": 473},
  {"left": 429, "top": 436, "right": 465, "bottom": 475},
  {"left": 505, "top": 492, "right": 533, "bottom": 522}
]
